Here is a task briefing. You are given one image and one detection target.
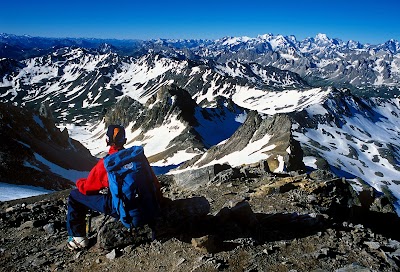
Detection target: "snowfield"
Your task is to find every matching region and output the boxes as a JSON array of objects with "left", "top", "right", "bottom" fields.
[{"left": 0, "top": 182, "right": 52, "bottom": 201}]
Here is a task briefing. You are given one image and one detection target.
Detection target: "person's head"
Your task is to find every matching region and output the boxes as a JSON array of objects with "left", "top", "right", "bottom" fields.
[{"left": 106, "top": 125, "right": 126, "bottom": 147}]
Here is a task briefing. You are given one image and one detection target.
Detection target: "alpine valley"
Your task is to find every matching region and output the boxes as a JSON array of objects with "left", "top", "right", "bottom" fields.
[{"left": 0, "top": 34, "right": 400, "bottom": 210}]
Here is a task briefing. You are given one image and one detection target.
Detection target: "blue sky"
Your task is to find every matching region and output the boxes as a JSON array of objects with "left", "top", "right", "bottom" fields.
[{"left": 1, "top": 0, "right": 399, "bottom": 44}]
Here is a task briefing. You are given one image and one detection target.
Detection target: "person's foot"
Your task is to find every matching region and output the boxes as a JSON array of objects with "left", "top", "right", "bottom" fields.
[{"left": 67, "top": 236, "right": 89, "bottom": 250}]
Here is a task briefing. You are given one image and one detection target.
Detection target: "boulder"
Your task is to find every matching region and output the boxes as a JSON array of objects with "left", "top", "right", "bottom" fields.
[
  {"left": 179, "top": 111, "right": 306, "bottom": 173},
  {"left": 97, "top": 218, "right": 153, "bottom": 250},
  {"left": 173, "top": 164, "right": 231, "bottom": 189}
]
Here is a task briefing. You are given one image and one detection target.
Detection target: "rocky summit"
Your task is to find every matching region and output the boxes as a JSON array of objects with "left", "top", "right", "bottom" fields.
[{"left": 1, "top": 164, "right": 400, "bottom": 272}]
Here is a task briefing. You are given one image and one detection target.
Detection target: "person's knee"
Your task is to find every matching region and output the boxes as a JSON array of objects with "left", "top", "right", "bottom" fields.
[
  {"left": 69, "top": 189, "right": 86, "bottom": 204},
  {"left": 69, "top": 189, "right": 82, "bottom": 199},
  {"left": 68, "top": 189, "right": 87, "bottom": 210}
]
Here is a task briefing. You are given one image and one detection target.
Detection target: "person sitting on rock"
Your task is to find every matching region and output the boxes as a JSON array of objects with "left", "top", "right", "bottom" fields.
[{"left": 66, "top": 124, "right": 127, "bottom": 250}]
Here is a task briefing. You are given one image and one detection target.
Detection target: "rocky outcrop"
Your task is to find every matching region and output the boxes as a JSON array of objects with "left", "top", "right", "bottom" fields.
[
  {"left": 104, "top": 95, "right": 145, "bottom": 129},
  {"left": 1, "top": 167, "right": 400, "bottom": 271},
  {"left": 103, "top": 84, "right": 248, "bottom": 165},
  {"left": 0, "top": 103, "right": 97, "bottom": 190},
  {"left": 103, "top": 85, "right": 206, "bottom": 163},
  {"left": 180, "top": 111, "right": 305, "bottom": 173},
  {"left": 145, "top": 84, "right": 199, "bottom": 127},
  {"left": 104, "top": 84, "right": 201, "bottom": 135},
  {"left": 172, "top": 163, "right": 232, "bottom": 189}
]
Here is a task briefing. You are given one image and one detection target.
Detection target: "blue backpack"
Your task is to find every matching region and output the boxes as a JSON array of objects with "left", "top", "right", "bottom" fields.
[{"left": 103, "top": 146, "right": 160, "bottom": 229}]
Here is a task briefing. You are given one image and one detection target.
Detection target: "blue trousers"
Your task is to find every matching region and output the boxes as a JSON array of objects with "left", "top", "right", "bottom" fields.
[{"left": 66, "top": 189, "right": 118, "bottom": 237}]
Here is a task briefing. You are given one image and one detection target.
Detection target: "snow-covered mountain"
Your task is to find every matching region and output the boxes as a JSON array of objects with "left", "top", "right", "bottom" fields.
[
  {"left": 0, "top": 47, "right": 308, "bottom": 123},
  {"left": 189, "top": 34, "right": 400, "bottom": 96},
  {"left": 74, "top": 85, "right": 247, "bottom": 169},
  {"left": 290, "top": 90, "right": 400, "bottom": 209},
  {"left": 60, "top": 83, "right": 400, "bottom": 212},
  {"left": 2, "top": 32, "right": 400, "bottom": 97}
]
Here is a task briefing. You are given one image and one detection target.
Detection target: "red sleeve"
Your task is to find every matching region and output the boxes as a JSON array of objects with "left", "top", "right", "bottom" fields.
[{"left": 76, "top": 158, "right": 109, "bottom": 195}]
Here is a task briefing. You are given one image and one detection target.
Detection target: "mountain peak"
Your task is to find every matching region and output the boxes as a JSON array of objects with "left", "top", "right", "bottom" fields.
[
  {"left": 219, "top": 36, "right": 252, "bottom": 46},
  {"left": 382, "top": 39, "right": 400, "bottom": 54},
  {"left": 315, "top": 33, "right": 330, "bottom": 41},
  {"left": 257, "top": 33, "right": 275, "bottom": 40}
]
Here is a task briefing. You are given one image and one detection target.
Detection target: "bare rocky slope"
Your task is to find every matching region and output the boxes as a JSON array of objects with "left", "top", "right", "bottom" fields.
[
  {"left": 1, "top": 164, "right": 400, "bottom": 272},
  {"left": 0, "top": 102, "right": 97, "bottom": 190}
]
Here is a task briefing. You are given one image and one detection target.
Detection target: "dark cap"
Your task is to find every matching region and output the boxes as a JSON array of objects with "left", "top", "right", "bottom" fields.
[{"left": 106, "top": 125, "right": 126, "bottom": 146}]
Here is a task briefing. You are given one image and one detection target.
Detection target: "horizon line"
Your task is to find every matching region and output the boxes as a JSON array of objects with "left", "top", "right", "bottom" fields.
[{"left": 1, "top": 32, "right": 398, "bottom": 46}]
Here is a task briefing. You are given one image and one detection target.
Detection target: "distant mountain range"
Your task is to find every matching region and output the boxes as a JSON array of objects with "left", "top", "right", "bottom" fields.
[
  {"left": 1, "top": 32, "right": 400, "bottom": 98},
  {"left": 0, "top": 47, "right": 310, "bottom": 124}
]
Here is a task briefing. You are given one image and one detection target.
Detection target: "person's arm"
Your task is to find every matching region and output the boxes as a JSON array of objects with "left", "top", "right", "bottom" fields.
[{"left": 76, "top": 158, "right": 108, "bottom": 195}]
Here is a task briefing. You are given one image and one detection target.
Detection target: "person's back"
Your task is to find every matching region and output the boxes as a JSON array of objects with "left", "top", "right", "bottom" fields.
[
  {"left": 104, "top": 145, "right": 161, "bottom": 230},
  {"left": 66, "top": 125, "right": 130, "bottom": 249}
]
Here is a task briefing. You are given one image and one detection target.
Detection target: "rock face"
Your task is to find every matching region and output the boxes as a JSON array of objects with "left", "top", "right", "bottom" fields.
[
  {"left": 0, "top": 103, "right": 97, "bottom": 190},
  {"left": 180, "top": 111, "right": 305, "bottom": 173},
  {"left": 103, "top": 85, "right": 205, "bottom": 164},
  {"left": 103, "top": 84, "right": 246, "bottom": 165},
  {"left": 1, "top": 165, "right": 400, "bottom": 271},
  {"left": 105, "top": 84, "right": 199, "bottom": 131}
]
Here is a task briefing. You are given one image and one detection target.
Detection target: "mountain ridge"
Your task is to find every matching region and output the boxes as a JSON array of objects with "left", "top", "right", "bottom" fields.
[
  {"left": 0, "top": 102, "right": 96, "bottom": 191},
  {"left": 2, "top": 32, "right": 400, "bottom": 98}
]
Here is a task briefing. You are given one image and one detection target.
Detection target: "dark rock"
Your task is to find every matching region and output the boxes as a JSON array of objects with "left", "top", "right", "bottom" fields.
[
  {"left": 358, "top": 188, "right": 375, "bottom": 209},
  {"left": 309, "top": 169, "right": 336, "bottom": 181},
  {"left": 104, "top": 96, "right": 145, "bottom": 128},
  {"left": 211, "top": 167, "right": 242, "bottom": 183},
  {"left": 155, "top": 196, "right": 210, "bottom": 239},
  {"left": 173, "top": 164, "right": 231, "bottom": 189},
  {"left": 97, "top": 218, "right": 153, "bottom": 250},
  {"left": 335, "top": 263, "right": 372, "bottom": 272},
  {"left": 0, "top": 103, "right": 96, "bottom": 190}
]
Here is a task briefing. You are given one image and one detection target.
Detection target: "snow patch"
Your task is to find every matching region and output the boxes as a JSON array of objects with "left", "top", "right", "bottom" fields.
[
  {"left": 195, "top": 134, "right": 275, "bottom": 168},
  {"left": 0, "top": 182, "right": 52, "bottom": 201},
  {"left": 34, "top": 153, "right": 89, "bottom": 182}
]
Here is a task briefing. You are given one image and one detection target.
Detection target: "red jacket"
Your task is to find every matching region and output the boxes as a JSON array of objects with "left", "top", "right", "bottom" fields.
[{"left": 76, "top": 145, "right": 121, "bottom": 195}]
